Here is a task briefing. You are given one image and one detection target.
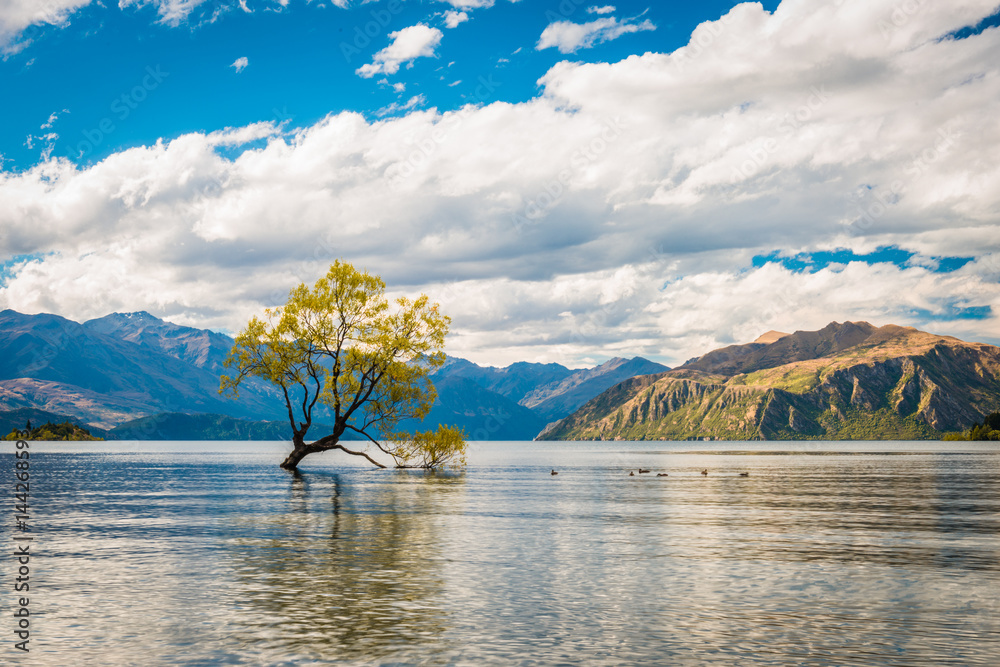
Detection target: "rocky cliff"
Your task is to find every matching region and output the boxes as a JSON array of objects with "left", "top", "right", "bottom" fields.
[{"left": 543, "top": 322, "right": 1000, "bottom": 441}]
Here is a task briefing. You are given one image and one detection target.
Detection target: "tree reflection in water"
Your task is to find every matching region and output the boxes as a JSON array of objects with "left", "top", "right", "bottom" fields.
[{"left": 223, "top": 469, "right": 466, "bottom": 662}]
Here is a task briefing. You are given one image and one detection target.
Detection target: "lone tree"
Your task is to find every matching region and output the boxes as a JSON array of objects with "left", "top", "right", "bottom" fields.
[{"left": 220, "top": 261, "right": 467, "bottom": 471}]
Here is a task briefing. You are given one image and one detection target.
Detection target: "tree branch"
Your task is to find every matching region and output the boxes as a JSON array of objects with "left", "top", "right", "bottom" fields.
[
  {"left": 343, "top": 423, "right": 394, "bottom": 455},
  {"left": 332, "top": 443, "right": 387, "bottom": 468}
]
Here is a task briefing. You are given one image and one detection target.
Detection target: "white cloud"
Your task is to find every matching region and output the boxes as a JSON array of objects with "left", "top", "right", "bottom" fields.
[
  {"left": 230, "top": 56, "right": 249, "bottom": 73},
  {"left": 0, "top": 0, "right": 92, "bottom": 54},
  {"left": 117, "top": 0, "right": 214, "bottom": 27},
  {"left": 376, "top": 78, "right": 407, "bottom": 93},
  {"left": 376, "top": 94, "right": 427, "bottom": 117},
  {"left": 443, "top": 10, "right": 468, "bottom": 28},
  {"left": 588, "top": 5, "right": 615, "bottom": 14},
  {"left": 2, "top": 0, "right": 1000, "bottom": 366},
  {"left": 24, "top": 130, "right": 60, "bottom": 161},
  {"left": 1, "top": 0, "right": 319, "bottom": 52},
  {"left": 537, "top": 15, "right": 655, "bottom": 54},
  {"left": 423, "top": 259, "right": 1000, "bottom": 367},
  {"left": 205, "top": 121, "right": 280, "bottom": 146},
  {"left": 356, "top": 24, "right": 443, "bottom": 78},
  {"left": 439, "top": 0, "right": 493, "bottom": 8},
  {"left": 40, "top": 109, "right": 70, "bottom": 130}
]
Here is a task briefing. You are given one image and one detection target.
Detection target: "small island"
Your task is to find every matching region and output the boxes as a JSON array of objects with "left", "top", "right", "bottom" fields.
[{"left": 4, "top": 419, "right": 103, "bottom": 442}]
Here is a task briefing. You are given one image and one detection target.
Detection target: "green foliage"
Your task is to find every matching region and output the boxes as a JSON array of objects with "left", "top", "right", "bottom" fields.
[
  {"left": 985, "top": 412, "right": 1000, "bottom": 431},
  {"left": 4, "top": 420, "right": 103, "bottom": 441},
  {"left": 964, "top": 412, "right": 1000, "bottom": 440},
  {"left": 737, "top": 367, "right": 820, "bottom": 394},
  {"left": 812, "top": 407, "right": 937, "bottom": 441},
  {"left": 387, "top": 425, "right": 468, "bottom": 469},
  {"left": 221, "top": 260, "right": 464, "bottom": 469},
  {"left": 943, "top": 411, "right": 1000, "bottom": 440}
]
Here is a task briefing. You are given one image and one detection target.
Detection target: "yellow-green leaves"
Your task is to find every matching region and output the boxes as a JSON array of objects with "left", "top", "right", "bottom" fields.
[
  {"left": 219, "top": 260, "right": 464, "bottom": 469},
  {"left": 386, "top": 425, "right": 468, "bottom": 469}
]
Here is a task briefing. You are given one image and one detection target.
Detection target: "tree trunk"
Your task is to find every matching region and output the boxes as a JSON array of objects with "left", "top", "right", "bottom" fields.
[
  {"left": 280, "top": 443, "right": 312, "bottom": 471},
  {"left": 279, "top": 436, "right": 388, "bottom": 471}
]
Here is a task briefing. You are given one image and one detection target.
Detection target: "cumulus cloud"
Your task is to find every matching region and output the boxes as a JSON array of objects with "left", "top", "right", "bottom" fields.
[
  {"left": 356, "top": 24, "right": 443, "bottom": 78},
  {"left": 230, "top": 56, "right": 249, "bottom": 73},
  {"left": 443, "top": 10, "right": 469, "bottom": 28},
  {"left": 588, "top": 5, "right": 615, "bottom": 14},
  {"left": 2, "top": 0, "right": 1000, "bottom": 366},
  {"left": 537, "top": 15, "right": 655, "bottom": 53}
]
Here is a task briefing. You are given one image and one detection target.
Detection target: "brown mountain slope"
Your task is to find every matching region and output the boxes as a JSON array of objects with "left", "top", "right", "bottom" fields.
[
  {"left": 679, "top": 321, "right": 879, "bottom": 376},
  {"left": 543, "top": 322, "right": 1000, "bottom": 441},
  {"left": 754, "top": 330, "right": 790, "bottom": 344}
]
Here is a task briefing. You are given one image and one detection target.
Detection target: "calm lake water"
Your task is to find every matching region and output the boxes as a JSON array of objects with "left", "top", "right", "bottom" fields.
[{"left": 3, "top": 440, "right": 1000, "bottom": 665}]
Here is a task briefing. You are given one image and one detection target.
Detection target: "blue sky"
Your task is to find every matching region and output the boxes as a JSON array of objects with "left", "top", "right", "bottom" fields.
[
  {"left": 751, "top": 247, "right": 975, "bottom": 275},
  {"left": 3, "top": 0, "right": 776, "bottom": 169},
  {"left": 1, "top": 0, "right": 999, "bottom": 367}
]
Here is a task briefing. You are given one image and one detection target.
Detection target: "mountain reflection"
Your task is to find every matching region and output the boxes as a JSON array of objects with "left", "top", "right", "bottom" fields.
[{"left": 223, "top": 469, "right": 466, "bottom": 662}]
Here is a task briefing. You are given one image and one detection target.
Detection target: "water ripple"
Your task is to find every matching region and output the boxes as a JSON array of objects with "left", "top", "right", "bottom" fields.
[{"left": 2, "top": 442, "right": 999, "bottom": 665}]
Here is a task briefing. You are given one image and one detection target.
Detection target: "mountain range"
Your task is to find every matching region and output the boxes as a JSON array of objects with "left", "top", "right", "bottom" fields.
[
  {"left": 0, "top": 309, "right": 667, "bottom": 440},
  {"left": 0, "top": 309, "right": 285, "bottom": 427},
  {"left": 420, "top": 354, "right": 669, "bottom": 437},
  {"left": 544, "top": 321, "right": 1000, "bottom": 441},
  {"left": 4, "top": 310, "right": 994, "bottom": 441}
]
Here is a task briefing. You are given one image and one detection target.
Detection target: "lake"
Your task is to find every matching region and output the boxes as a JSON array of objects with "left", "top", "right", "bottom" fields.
[{"left": 3, "top": 440, "right": 1000, "bottom": 665}]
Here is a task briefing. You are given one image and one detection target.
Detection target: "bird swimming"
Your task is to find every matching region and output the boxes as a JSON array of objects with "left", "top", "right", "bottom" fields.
[
  {"left": 657, "top": 473, "right": 669, "bottom": 477},
  {"left": 551, "top": 470, "right": 558, "bottom": 475},
  {"left": 638, "top": 469, "right": 650, "bottom": 474},
  {"left": 739, "top": 472, "right": 749, "bottom": 477},
  {"left": 701, "top": 469, "right": 708, "bottom": 475}
]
